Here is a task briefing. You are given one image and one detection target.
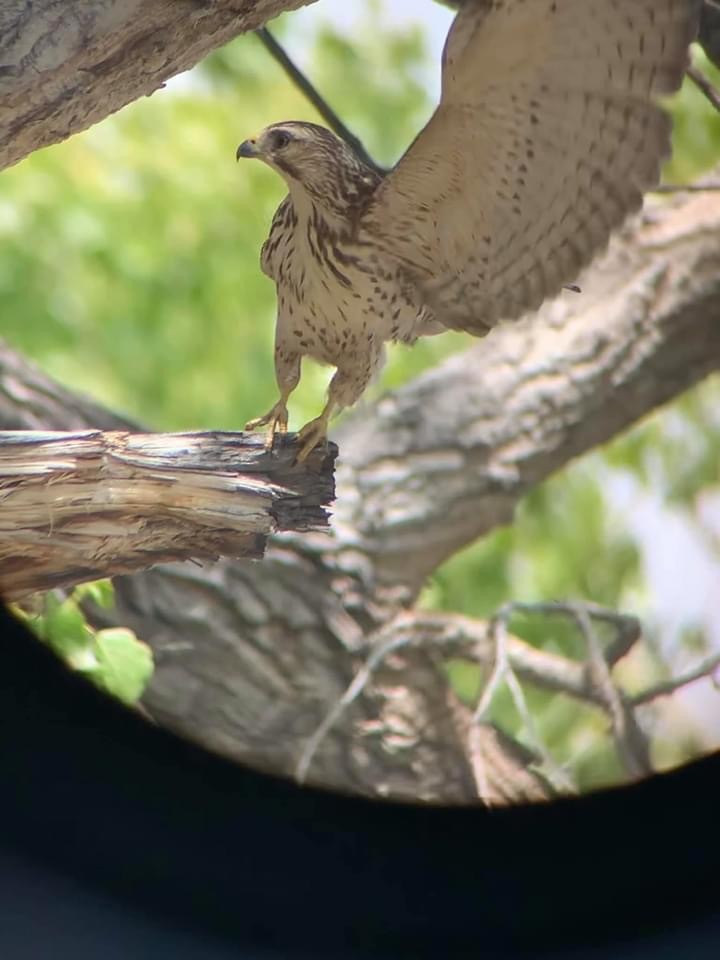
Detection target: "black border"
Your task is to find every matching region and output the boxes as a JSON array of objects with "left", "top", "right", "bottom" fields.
[{"left": 1, "top": 601, "right": 718, "bottom": 958}]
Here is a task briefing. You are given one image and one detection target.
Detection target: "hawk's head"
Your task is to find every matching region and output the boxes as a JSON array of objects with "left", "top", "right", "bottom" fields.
[{"left": 237, "top": 121, "right": 380, "bottom": 215}]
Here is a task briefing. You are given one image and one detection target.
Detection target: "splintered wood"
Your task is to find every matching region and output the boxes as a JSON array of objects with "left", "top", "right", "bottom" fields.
[{"left": 0, "top": 430, "right": 336, "bottom": 600}]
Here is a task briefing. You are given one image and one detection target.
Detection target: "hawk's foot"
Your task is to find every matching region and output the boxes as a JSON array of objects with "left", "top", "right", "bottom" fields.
[
  {"left": 296, "top": 413, "right": 330, "bottom": 463},
  {"left": 245, "top": 400, "right": 289, "bottom": 450}
]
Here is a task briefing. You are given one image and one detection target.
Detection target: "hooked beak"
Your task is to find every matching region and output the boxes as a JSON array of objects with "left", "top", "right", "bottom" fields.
[{"left": 236, "top": 139, "right": 259, "bottom": 160}]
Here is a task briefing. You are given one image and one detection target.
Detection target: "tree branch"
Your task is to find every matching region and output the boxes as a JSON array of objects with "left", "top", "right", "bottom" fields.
[
  {"left": 0, "top": 429, "right": 335, "bottom": 601},
  {"left": 565, "top": 603, "right": 651, "bottom": 779},
  {"left": 688, "top": 63, "right": 720, "bottom": 114},
  {"left": 653, "top": 183, "right": 720, "bottom": 192},
  {"left": 294, "top": 599, "right": 716, "bottom": 801},
  {"left": 630, "top": 655, "right": 720, "bottom": 706},
  {"left": 473, "top": 608, "right": 576, "bottom": 794},
  {"left": 0, "top": 0, "right": 315, "bottom": 173}
]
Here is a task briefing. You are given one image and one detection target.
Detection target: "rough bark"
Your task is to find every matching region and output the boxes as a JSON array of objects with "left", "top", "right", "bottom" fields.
[
  {"left": 0, "top": 429, "right": 335, "bottom": 600},
  {"left": 0, "top": 0, "right": 315, "bottom": 173},
  {"left": 2, "top": 190, "right": 719, "bottom": 803}
]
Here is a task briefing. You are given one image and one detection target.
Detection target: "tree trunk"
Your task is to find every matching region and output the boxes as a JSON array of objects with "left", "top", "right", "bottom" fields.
[{"left": 3, "top": 190, "right": 719, "bottom": 804}]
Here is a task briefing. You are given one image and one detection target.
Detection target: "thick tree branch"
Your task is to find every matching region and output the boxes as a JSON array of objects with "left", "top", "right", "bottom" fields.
[
  {"left": 0, "top": 430, "right": 335, "bottom": 600},
  {"left": 0, "top": 0, "right": 315, "bottom": 173},
  {"left": 0, "top": 343, "right": 135, "bottom": 431}
]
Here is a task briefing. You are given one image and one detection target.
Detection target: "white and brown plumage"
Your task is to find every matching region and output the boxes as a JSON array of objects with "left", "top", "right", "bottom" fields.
[{"left": 237, "top": 0, "right": 700, "bottom": 460}]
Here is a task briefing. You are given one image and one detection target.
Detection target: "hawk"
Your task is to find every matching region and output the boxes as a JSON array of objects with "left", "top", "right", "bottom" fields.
[{"left": 237, "top": 0, "right": 700, "bottom": 461}]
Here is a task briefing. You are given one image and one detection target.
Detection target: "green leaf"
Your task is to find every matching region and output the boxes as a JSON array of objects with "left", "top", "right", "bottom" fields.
[
  {"left": 73, "top": 578, "right": 115, "bottom": 609},
  {"left": 90, "top": 628, "right": 154, "bottom": 705},
  {"left": 42, "top": 595, "right": 94, "bottom": 661}
]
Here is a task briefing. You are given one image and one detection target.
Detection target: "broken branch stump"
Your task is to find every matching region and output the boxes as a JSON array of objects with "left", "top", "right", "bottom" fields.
[{"left": 0, "top": 430, "right": 336, "bottom": 600}]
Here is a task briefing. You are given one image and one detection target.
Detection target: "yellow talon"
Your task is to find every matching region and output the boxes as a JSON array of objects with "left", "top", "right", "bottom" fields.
[
  {"left": 296, "top": 412, "right": 331, "bottom": 463},
  {"left": 245, "top": 399, "right": 289, "bottom": 449}
]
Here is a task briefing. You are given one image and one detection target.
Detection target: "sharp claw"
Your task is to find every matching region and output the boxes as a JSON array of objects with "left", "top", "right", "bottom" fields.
[
  {"left": 295, "top": 418, "right": 329, "bottom": 463},
  {"left": 245, "top": 401, "right": 288, "bottom": 450},
  {"left": 296, "top": 439, "right": 319, "bottom": 463},
  {"left": 248, "top": 408, "right": 329, "bottom": 463},
  {"left": 265, "top": 415, "right": 288, "bottom": 450}
]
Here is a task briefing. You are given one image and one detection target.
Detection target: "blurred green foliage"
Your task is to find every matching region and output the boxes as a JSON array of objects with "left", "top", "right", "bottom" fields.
[
  {"left": 13, "top": 582, "right": 153, "bottom": 705},
  {"left": 1, "top": 5, "right": 719, "bottom": 787}
]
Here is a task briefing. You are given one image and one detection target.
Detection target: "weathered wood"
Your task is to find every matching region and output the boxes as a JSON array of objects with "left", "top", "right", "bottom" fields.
[{"left": 0, "top": 429, "right": 335, "bottom": 600}]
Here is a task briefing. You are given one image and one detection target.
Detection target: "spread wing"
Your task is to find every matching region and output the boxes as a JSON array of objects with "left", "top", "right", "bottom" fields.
[{"left": 361, "top": 0, "right": 699, "bottom": 334}]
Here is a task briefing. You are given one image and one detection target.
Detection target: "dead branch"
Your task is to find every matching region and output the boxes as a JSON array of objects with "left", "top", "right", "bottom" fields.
[
  {"left": 688, "top": 63, "right": 720, "bottom": 113},
  {"left": 630, "top": 654, "right": 720, "bottom": 706},
  {"left": 653, "top": 183, "right": 720, "bottom": 192},
  {"left": 296, "top": 600, "right": 719, "bottom": 800},
  {"left": 473, "top": 610, "right": 576, "bottom": 794},
  {"left": 0, "top": 429, "right": 335, "bottom": 601},
  {"left": 0, "top": 0, "right": 313, "bottom": 173}
]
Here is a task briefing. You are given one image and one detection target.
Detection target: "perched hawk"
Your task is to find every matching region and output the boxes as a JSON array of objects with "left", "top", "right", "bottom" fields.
[{"left": 237, "top": 0, "right": 700, "bottom": 460}]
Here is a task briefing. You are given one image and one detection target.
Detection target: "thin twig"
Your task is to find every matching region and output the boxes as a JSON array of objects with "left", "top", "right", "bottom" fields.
[
  {"left": 503, "top": 668, "right": 577, "bottom": 795},
  {"left": 295, "top": 623, "right": 412, "bottom": 783},
  {"left": 296, "top": 610, "right": 592, "bottom": 782},
  {"left": 472, "top": 614, "right": 508, "bottom": 722},
  {"left": 653, "top": 183, "right": 720, "bottom": 193},
  {"left": 255, "top": 28, "right": 383, "bottom": 174},
  {"left": 688, "top": 63, "right": 720, "bottom": 114},
  {"left": 568, "top": 604, "right": 651, "bottom": 779},
  {"left": 478, "top": 604, "right": 576, "bottom": 793},
  {"left": 297, "top": 602, "right": 639, "bottom": 783},
  {"left": 630, "top": 653, "right": 720, "bottom": 706},
  {"left": 296, "top": 599, "right": 712, "bottom": 789},
  {"left": 371, "top": 611, "right": 594, "bottom": 698},
  {"left": 570, "top": 604, "right": 624, "bottom": 723},
  {"left": 502, "top": 600, "right": 651, "bottom": 778},
  {"left": 495, "top": 601, "right": 641, "bottom": 666}
]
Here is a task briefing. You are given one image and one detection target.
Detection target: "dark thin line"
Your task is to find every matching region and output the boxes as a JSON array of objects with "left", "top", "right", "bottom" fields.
[
  {"left": 687, "top": 63, "right": 720, "bottom": 114},
  {"left": 254, "top": 27, "right": 384, "bottom": 174},
  {"left": 652, "top": 183, "right": 720, "bottom": 193}
]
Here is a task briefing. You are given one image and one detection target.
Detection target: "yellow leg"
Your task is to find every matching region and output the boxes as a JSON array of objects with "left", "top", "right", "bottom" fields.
[
  {"left": 296, "top": 399, "right": 335, "bottom": 463},
  {"left": 245, "top": 396, "right": 289, "bottom": 450}
]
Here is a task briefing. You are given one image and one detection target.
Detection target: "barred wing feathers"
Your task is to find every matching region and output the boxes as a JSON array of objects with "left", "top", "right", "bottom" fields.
[{"left": 363, "top": 0, "right": 700, "bottom": 334}]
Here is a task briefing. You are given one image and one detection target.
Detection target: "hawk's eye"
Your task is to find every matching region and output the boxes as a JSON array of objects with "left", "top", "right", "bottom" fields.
[{"left": 270, "top": 131, "right": 292, "bottom": 151}]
